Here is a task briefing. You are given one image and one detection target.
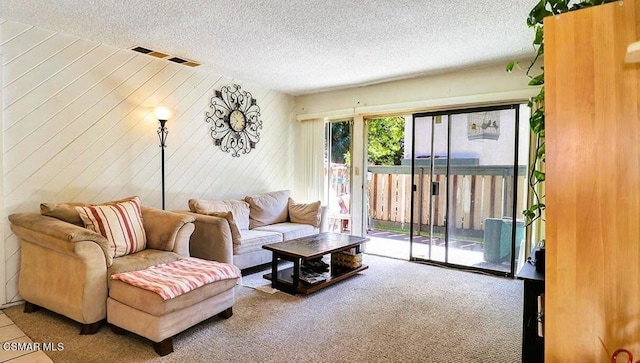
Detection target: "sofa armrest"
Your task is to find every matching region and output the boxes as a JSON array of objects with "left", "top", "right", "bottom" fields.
[
  {"left": 179, "top": 211, "right": 233, "bottom": 264},
  {"left": 9, "top": 213, "right": 110, "bottom": 324},
  {"left": 141, "top": 207, "right": 195, "bottom": 257},
  {"left": 9, "top": 213, "right": 113, "bottom": 267}
]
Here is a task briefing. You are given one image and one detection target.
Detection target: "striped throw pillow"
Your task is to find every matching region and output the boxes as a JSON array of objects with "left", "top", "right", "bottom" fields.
[{"left": 76, "top": 197, "right": 147, "bottom": 258}]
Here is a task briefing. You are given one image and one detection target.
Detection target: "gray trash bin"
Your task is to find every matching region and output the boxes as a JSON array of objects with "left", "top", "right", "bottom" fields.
[
  {"left": 500, "top": 218, "right": 525, "bottom": 262},
  {"left": 483, "top": 218, "right": 503, "bottom": 263},
  {"left": 483, "top": 218, "right": 525, "bottom": 263}
]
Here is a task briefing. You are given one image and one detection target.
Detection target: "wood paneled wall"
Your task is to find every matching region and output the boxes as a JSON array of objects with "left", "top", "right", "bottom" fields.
[
  {"left": 0, "top": 20, "right": 297, "bottom": 304},
  {"left": 545, "top": 1, "right": 640, "bottom": 360}
]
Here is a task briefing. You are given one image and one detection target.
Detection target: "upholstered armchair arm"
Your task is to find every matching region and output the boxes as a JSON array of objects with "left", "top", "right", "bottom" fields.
[
  {"left": 141, "top": 207, "right": 195, "bottom": 257},
  {"left": 179, "top": 212, "right": 233, "bottom": 264},
  {"left": 8, "top": 213, "right": 109, "bottom": 325},
  {"left": 9, "top": 213, "right": 113, "bottom": 267}
]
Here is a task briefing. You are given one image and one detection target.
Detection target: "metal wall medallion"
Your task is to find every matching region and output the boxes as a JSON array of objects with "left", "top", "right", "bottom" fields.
[{"left": 205, "top": 84, "right": 262, "bottom": 157}]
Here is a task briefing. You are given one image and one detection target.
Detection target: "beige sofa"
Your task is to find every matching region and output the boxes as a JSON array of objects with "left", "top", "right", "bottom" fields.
[{"left": 185, "top": 190, "right": 324, "bottom": 270}]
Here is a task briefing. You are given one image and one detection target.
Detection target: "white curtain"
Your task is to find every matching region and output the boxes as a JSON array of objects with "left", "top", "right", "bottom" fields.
[{"left": 294, "top": 119, "right": 325, "bottom": 202}]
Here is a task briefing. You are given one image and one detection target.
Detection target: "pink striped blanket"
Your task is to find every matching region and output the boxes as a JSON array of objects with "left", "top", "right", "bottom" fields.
[{"left": 111, "top": 257, "right": 241, "bottom": 300}]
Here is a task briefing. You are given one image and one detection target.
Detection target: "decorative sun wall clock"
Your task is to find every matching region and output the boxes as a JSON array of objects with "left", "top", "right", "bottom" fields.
[{"left": 205, "top": 84, "right": 262, "bottom": 157}]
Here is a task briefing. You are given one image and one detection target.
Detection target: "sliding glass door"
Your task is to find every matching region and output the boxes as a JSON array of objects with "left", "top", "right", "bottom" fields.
[{"left": 409, "top": 105, "right": 529, "bottom": 276}]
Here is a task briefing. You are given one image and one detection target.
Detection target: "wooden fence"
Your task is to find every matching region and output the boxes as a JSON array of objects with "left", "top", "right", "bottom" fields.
[{"left": 367, "top": 165, "right": 527, "bottom": 233}]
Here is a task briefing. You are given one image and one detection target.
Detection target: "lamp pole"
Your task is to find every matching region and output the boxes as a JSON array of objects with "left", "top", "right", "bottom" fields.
[{"left": 157, "top": 119, "right": 168, "bottom": 210}]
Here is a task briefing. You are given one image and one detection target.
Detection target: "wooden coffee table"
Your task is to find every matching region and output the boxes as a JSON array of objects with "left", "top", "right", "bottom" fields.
[{"left": 262, "top": 232, "right": 368, "bottom": 295}]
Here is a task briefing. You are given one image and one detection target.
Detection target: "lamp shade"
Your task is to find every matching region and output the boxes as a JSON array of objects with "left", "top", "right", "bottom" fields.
[{"left": 154, "top": 106, "right": 171, "bottom": 121}]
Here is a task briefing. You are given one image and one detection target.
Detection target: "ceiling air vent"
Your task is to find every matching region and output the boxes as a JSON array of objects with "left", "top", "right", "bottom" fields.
[
  {"left": 148, "top": 51, "right": 170, "bottom": 58},
  {"left": 130, "top": 46, "right": 200, "bottom": 67},
  {"left": 131, "top": 46, "right": 152, "bottom": 54},
  {"left": 167, "top": 57, "right": 201, "bottom": 67}
]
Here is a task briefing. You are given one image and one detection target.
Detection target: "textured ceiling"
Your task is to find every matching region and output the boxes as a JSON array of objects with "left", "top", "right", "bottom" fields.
[{"left": 0, "top": 0, "right": 538, "bottom": 95}]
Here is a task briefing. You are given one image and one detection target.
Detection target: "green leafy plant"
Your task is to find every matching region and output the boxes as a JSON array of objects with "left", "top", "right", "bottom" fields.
[
  {"left": 507, "top": 0, "right": 616, "bottom": 226},
  {"left": 367, "top": 117, "right": 405, "bottom": 166}
]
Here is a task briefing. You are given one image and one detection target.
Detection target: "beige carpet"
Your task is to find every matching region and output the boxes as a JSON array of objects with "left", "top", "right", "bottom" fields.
[{"left": 4, "top": 255, "right": 523, "bottom": 362}]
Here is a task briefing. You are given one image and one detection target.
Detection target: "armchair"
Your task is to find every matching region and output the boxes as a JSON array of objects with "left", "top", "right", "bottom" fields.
[{"left": 8, "top": 203, "right": 195, "bottom": 334}]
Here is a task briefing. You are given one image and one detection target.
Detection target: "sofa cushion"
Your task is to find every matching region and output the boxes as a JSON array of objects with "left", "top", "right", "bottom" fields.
[
  {"left": 205, "top": 211, "right": 241, "bottom": 247},
  {"left": 76, "top": 197, "right": 147, "bottom": 258},
  {"left": 39, "top": 202, "right": 87, "bottom": 226},
  {"left": 288, "top": 198, "right": 322, "bottom": 227},
  {"left": 40, "top": 196, "right": 138, "bottom": 226},
  {"left": 254, "top": 223, "right": 317, "bottom": 241},
  {"left": 188, "top": 199, "right": 226, "bottom": 214},
  {"left": 234, "top": 229, "right": 282, "bottom": 255},
  {"left": 188, "top": 199, "right": 250, "bottom": 230},
  {"left": 225, "top": 200, "right": 251, "bottom": 230},
  {"left": 244, "top": 190, "right": 290, "bottom": 229}
]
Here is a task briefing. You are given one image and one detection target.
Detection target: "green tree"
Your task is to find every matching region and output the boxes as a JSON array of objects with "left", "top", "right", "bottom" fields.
[
  {"left": 367, "top": 117, "right": 405, "bottom": 165},
  {"left": 330, "top": 122, "right": 351, "bottom": 164}
]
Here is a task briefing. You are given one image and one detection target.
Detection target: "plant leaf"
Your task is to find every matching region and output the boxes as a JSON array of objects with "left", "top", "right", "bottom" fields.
[
  {"left": 527, "top": 0, "right": 553, "bottom": 27},
  {"left": 534, "top": 170, "right": 546, "bottom": 182},
  {"left": 533, "top": 26, "right": 544, "bottom": 45},
  {"left": 549, "top": 0, "right": 569, "bottom": 13},
  {"left": 537, "top": 143, "right": 546, "bottom": 158},
  {"left": 506, "top": 60, "right": 518, "bottom": 72},
  {"left": 530, "top": 109, "right": 545, "bottom": 133},
  {"left": 528, "top": 73, "right": 544, "bottom": 86}
]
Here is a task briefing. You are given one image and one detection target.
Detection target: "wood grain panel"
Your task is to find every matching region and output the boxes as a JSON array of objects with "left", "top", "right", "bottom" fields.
[
  {"left": 389, "top": 174, "right": 398, "bottom": 222},
  {"left": 481, "top": 175, "right": 492, "bottom": 225},
  {"left": 4, "top": 46, "right": 126, "bottom": 152},
  {"left": 0, "top": 21, "right": 297, "bottom": 303},
  {"left": 408, "top": 174, "right": 416, "bottom": 223},
  {"left": 0, "top": 20, "right": 31, "bottom": 45},
  {"left": 545, "top": 2, "right": 640, "bottom": 361},
  {"left": 437, "top": 174, "right": 446, "bottom": 226},
  {"left": 491, "top": 175, "right": 503, "bottom": 217},
  {"left": 0, "top": 25, "right": 54, "bottom": 66},
  {"left": 461, "top": 175, "right": 471, "bottom": 229},
  {"left": 421, "top": 173, "right": 431, "bottom": 225},
  {"left": 472, "top": 175, "right": 483, "bottom": 230},
  {"left": 4, "top": 31, "right": 82, "bottom": 89}
]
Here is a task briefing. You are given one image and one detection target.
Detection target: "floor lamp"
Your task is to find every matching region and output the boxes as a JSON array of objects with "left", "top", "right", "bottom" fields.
[{"left": 154, "top": 106, "right": 170, "bottom": 210}]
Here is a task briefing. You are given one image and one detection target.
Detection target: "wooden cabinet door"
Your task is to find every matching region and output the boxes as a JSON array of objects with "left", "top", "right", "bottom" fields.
[{"left": 545, "top": 1, "right": 640, "bottom": 362}]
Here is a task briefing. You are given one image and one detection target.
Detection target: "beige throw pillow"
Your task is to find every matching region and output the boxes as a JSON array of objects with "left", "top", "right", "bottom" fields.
[
  {"left": 244, "top": 190, "right": 290, "bottom": 229},
  {"left": 205, "top": 211, "right": 242, "bottom": 246},
  {"left": 188, "top": 199, "right": 227, "bottom": 214},
  {"left": 188, "top": 198, "right": 250, "bottom": 229},
  {"left": 41, "top": 196, "right": 139, "bottom": 226},
  {"left": 288, "top": 198, "right": 322, "bottom": 227},
  {"left": 40, "top": 202, "right": 87, "bottom": 226},
  {"left": 224, "top": 200, "right": 251, "bottom": 230}
]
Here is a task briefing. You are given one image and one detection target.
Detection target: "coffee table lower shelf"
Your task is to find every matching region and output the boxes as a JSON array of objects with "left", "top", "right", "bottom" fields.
[{"left": 263, "top": 265, "right": 368, "bottom": 294}]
